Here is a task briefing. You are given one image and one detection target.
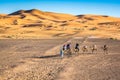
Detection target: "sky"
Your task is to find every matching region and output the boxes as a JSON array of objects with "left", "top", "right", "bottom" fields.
[{"left": 0, "top": 0, "right": 120, "bottom": 17}]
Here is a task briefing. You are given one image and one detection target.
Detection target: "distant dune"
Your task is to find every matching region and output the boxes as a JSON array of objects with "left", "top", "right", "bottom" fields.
[{"left": 0, "top": 9, "right": 120, "bottom": 39}]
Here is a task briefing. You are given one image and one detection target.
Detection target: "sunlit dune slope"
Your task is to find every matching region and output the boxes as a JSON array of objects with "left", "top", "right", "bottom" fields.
[{"left": 0, "top": 9, "right": 120, "bottom": 39}]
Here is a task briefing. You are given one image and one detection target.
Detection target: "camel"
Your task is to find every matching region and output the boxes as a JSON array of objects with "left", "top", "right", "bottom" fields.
[
  {"left": 91, "top": 45, "right": 97, "bottom": 53},
  {"left": 82, "top": 46, "right": 88, "bottom": 53}
]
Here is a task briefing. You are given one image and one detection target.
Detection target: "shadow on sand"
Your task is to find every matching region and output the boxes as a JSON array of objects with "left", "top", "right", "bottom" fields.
[
  {"left": 33, "top": 54, "right": 60, "bottom": 59},
  {"left": 31, "top": 52, "right": 101, "bottom": 59}
]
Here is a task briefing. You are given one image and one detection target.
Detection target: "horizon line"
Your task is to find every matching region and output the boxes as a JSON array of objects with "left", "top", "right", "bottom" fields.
[{"left": 0, "top": 9, "right": 120, "bottom": 18}]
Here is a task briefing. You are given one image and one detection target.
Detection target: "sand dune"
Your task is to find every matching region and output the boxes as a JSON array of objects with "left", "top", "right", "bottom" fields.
[{"left": 0, "top": 9, "right": 120, "bottom": 39}]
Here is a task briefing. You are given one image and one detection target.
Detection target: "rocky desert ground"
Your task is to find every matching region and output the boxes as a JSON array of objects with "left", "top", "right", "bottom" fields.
[
  {"left": 0, "top": 37, "right": 120, "bottom": 80},
  {"left": 0, "top": 9, "right": 120, "bottom": 80}
]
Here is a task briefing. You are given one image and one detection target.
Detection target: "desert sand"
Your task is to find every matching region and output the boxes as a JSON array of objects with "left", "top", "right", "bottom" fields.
[
  {"left": 0, "top": 9, "right": 120, "bottom": 80},
  {"left": 0, "top": 9, "right": 120, "bottom": 39},
  {"left": 0, "top": 37, "right": 120, "bottom": 80}
]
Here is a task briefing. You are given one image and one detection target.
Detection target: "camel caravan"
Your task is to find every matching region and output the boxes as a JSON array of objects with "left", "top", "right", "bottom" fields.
[{"left": 60, "top": 43, "right": 108, "bottom": 58}]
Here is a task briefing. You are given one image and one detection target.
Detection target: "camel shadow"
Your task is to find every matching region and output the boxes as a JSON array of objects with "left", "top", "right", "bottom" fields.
[{"left": 33, "top": 54, "right": 60, "bottom": 59}]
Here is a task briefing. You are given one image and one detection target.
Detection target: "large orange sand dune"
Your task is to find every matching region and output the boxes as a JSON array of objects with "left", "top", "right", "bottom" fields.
[{"left": 0, "top": 9, "right": 120, "bottom": 39}]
